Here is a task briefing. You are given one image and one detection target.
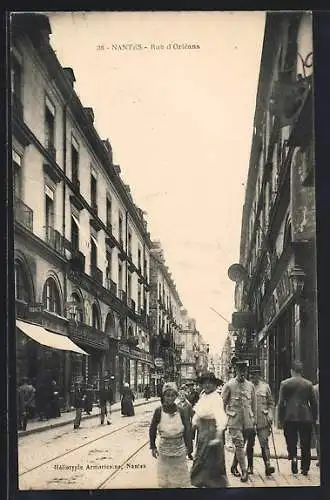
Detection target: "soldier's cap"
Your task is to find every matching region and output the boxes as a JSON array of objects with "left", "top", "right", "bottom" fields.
[{"left": 249, "top": 365, "right": 261, "bottom": 374}]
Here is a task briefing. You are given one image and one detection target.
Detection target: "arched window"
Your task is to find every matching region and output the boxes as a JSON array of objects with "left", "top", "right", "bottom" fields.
[
  {"left": 42, "top": 277, "right": 61, "bottom": 314},
  {"left": 92, "top": 303, "right": 101, "bottom": 330},
  {"left": 105, "top": 312, "right": 116, "bottom": 338},
  {"left": 14, "top": 259, "right": 30, "bottom": 302},
  {"left": 71, "top": 292, "right": 84, "bottom": 323}
]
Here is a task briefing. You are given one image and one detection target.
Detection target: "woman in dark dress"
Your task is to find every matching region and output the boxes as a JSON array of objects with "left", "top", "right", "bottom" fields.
[
  {"left": 190, "top": 372, "right": 228, "bottom": 488},
  {"left": 121, "top": 383, "right": 135, "bottom": 416}
]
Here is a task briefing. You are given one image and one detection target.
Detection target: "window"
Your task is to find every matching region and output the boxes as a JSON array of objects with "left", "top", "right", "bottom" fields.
[
  {"left": 118, "top": 262, "right": 123, "bottom": 291},
  {"left": 128, "top": 231, "right": 132, "bottom": 259},
  {"left": 14, "top": 260, "right": 30, "bottom": 302},
  {"left": 43, "top": 277, "right": 61, "bottom": 314},
  {"left": 71, "top": 138, "right": 79, "bottom": 184},
  {"left": 138, "top": 284, "right": 141, "bottom": 310},
  {"left": 118, "top": 213, "right": 123, "bottom": 246},
  {"left": 45, "top": 98, "right": 55, "bottom": 155},
  {"left": 90, "top": 174, "right": 97, "bottom": 208},
  {"left": 92, "top": 303, "right": 101, "bottom": 330},
  {"left": 11, "top": 55, "right": 22, "bottom": 101},
  {"left": 13, "top": 150, "right": 22, "bottom": 199},
  {"left": 106, "top": 251, "right": 112, "bottom": 280},
  {"left": 106, "top": 197, "right": 112, "bottom": 229},
  {"left": 128, "top": 273, "right": 132, "bottom": 299},
  {"left": 45, "top": 187, "right": 54, "bottom": 237},
  {"left": 90, "top": 237, "right": 97, "bottom": 268},
  {"left": 71, "top": 215, "right": 79, "bottom": 252},
  {"left": 138, "top": 247, "right": 142, "bottom": 271},
  {"left": 71, "top": 293, "right": 84, "bottom": 323}
]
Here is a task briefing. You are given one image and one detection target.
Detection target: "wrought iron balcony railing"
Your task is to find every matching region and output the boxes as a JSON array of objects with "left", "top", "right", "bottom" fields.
[
  {"left": 91, "top": 265, "right": 103, "bottom": 285},
  {"left": 106, "top": 278, "right": 117, "bottom": 296},
  {"left": 45, "top": 226, "right": 65, "bottom": 254},
  {"left": 46, "top": 143, "right": 56, "bottom": 160},
  {"left": 14, "top": 197, "right": 33, "bottom": 231},
  {"left": 127, "top": 297, "right": 136, "bottom": 312}
]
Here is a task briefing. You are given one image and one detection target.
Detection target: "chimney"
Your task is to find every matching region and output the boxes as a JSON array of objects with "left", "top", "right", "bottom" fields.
[
  {"left": 102, "top": 139, "right": 113, "bottom": 163},
  {"left": 63, "top": 67, "right": 76, "bottom": 88},
  {"left": 84, "top": 107, "right": 94, "bottom": 124},
  {"left": 113, "top": 164, "right": 121, "bottom": 175}
]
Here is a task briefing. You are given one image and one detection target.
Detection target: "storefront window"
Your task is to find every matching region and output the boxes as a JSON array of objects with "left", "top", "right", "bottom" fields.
[{"left": 14, "top": 259, "right": 30, "bottom": 303}]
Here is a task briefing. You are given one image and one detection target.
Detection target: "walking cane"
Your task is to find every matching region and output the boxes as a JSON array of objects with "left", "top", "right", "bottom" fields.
[{"left": 266, "top": 415, "right": 280, "bottom": 473}]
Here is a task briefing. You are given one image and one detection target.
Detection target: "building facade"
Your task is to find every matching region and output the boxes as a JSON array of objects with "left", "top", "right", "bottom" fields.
[
  {"left": 149, "top": 242, "right": 183, "bottom": 393},
  {"left": 230, "top": 12, "right": 316, "bottom": 402},
  {"left": 12, "top": 13, "right": 153, "bottom": 405},
  {"left": 178, "top": 311, "right": 209, "bottom": 384}
]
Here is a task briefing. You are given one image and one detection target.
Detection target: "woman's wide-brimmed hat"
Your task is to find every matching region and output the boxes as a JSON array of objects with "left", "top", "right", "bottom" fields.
[
  {"left": 198, "top": 372, "right": 221, "bottom": 385},
  {"left": 162, "top": 382, "right": 178, "bottom": 395}
]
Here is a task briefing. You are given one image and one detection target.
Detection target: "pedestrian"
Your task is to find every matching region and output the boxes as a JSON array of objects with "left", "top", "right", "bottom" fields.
[
  {"left": 313, "top": 369, "right": 320, "bottom": 467},
  {"left": 243, "top": 365, "right": 275, "bottom": 476},
  {"left": 176, "top": 388, "right": 194, "bottom": 459},
  {"left": 49, "top": 379, "right": 61, "bottom": 418},
  {"left": 278, "top": 361, "right": 318, "bottom": 476},
  {"left": 99, "top": 379, "right": 114, "bottom": 425},
  {"left": 73, "top": 381, "right": 87, "bottom": 430},
  {"left": 190, "top": 372, "right": 228, "bottom": 488},
  {"left": 121, "top": 382, "right": 135, "bottom": 417},
  {"left": 149, "top": 381, "right": 193, "bottom": 488},
  {"left": 221, "top": 359, "right": 256, "bottom": 483},
  {"left": 144, "top": 385, "right": 151, "bottom": 400},
  {"left": 187, "top": 384, "right": 200, "bottom": 407},
  {"left": 84, "top": 383, "right": 94, "bottom": 415},
  {"left": 17, "top": 377, "right": 36, "bottom": 431}
]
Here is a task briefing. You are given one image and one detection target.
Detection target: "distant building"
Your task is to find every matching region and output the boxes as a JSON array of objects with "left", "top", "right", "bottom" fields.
[
  {"left": 178, "top": 311, "right": 209, "bottom": 384},
  {"left": 149, "top": 242, "right": 183, "bottom": 392}
]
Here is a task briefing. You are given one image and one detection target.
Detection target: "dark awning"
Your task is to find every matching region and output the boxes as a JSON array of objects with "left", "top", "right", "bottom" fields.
[{"left": 16, "top": 319, "right": 89, "bottom": 355}]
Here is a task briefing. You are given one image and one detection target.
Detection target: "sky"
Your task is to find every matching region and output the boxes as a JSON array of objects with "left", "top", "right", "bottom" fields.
[{"left": 45, "top": 11, "right": 266, "bottom": 355}]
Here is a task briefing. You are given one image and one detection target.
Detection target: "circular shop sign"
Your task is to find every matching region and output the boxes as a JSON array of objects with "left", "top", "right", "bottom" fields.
[{"left": 154, "top": 357, "right": 164, "bottom": 368}]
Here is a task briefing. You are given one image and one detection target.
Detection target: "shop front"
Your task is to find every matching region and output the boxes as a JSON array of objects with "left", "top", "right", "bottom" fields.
[{"left": 118, "top": 342, "right": 153, "bottom": 397}]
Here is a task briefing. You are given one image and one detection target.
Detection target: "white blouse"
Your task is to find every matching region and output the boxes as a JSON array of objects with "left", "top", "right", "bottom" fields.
[{"left": 192, "top": 390, "right": 227, "bottom": 432}]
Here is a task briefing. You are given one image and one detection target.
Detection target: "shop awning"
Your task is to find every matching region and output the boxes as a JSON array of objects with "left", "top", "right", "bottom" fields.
[{"left": 16, "top": 320, "right": 89, "bottom": 355}]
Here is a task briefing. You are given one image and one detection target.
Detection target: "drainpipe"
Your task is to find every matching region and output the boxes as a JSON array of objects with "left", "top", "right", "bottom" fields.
[
  {"left": 125, "top": 210, "right": 129, "bottom": 383},
  {"left": 62, "top": 103, "right": 70, "bottom": 409}
]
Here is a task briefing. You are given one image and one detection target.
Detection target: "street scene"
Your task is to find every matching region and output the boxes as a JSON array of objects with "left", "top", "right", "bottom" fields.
[{"left": 11, "top": 10, "right": 319, "bottom": 490}]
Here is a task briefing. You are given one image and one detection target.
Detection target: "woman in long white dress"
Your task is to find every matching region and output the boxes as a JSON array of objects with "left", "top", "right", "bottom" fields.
[{"left": 190, "top": 372, "right": 228, "bottom": 488}]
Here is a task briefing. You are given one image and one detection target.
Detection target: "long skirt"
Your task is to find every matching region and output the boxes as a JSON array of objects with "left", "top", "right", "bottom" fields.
[
  {"left": 157, "top": 453, "right": 190, "bottom": 488},
  {"left": 121, "top": 397, "right": 135, "bottom": 416},
  {"left": 190, "top": 418, "right": 228, "bottom": 488}
]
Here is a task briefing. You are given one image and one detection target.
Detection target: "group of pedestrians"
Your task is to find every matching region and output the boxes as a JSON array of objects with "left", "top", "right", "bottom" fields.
[
  {"left": 149, "top": 359, "right": 320, "bottom": 489},
  {"left": 17, "top": 377, "right": 61, "bottom": 430}
]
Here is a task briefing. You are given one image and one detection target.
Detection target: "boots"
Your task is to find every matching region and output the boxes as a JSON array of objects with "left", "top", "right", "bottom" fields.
[
  {"left": 230, "top": 455, "right": 240, "bottom": 477},
  {"left": 261, "top": 447, "right": 275, "bottom": 476},
  {"left": 247, "top": 450, "right": 254, "bottom": 474}
]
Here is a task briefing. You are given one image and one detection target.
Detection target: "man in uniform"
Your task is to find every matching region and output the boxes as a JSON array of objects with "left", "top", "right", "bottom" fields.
[
  {"left": 222, "top": 359, "right": 256, "bottom": 482},
  {"left": 278, "top": 361, "right": 318, "bottom": 476},
  {"left": 99, "top": 378, "right": 114, "bottom": 425},
  {"left": 248, "top": 365, "right": 275, "bottom": 476}
]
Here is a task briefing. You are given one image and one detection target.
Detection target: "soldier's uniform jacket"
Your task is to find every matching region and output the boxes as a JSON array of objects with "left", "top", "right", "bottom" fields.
[
  {"left": 222, "top": 377, "right": 256, "bottom": 429},
  {"left": 254, "top": 380, "right": 274, "bottom": 429}
]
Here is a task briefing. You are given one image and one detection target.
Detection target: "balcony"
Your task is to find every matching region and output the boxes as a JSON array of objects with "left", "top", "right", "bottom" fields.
[
  {"left": 12, "top": 92, "right": 23, "bottom": 119},
  {"left": 14, "top": 197, "right": 33, "bottom": 232},
  {"left": 69, "top": 250, "right": 85, "bottom": 273},
  {"left": 127, "top": 297, "right": 136, "bottom": 313},
  {"left": 68, "top": 320, "right": 108, "bottom": 350},
  {"left": 91, "top": 265, "right": 103, "bottom": 285},
  {"left": 119, "top": 289, "right": 127, "bottom": 304},
  {"left": 45, "top": 226, "right": 65, "bottom": 255},
  {"left": 106, "top": 278, "right": 117, "bottom": 296},
  {"left": 127, "top": 336, "right": 138, "bottom": 348},
  {"left": 46, "top": 143, "right": 56, "bottom": 161}
]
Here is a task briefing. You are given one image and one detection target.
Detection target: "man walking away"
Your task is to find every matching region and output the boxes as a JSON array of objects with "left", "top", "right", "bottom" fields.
[
  {"left": 278, "top": 361, "right": 318, "bottom": 476},
  {"left": 222, "top": 360, "right": 256, "bottom": 483},
  {"left": 248, "top": 366, "right": 275, "bottom": 476},
  {"left": 313, "top": 369, "right": 320, "bottom": 467},
  {"left": 73, "top": 381, "right": 87, "bottom": 430},
  {"left": 18, "top": 377, "right": 36, "bottom": 431},
  {"left": 99, "top": 379, "right": 114, "bottom": 425}
]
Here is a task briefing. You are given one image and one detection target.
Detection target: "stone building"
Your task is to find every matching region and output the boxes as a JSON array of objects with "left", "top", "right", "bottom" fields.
[
  {"left": 230, "top": 12, "right": 316, "bottom": 401},
  {"left": 178, "top": 310, "right": 209, "bottom": 384},
  {"left": 149, "top": 242, "right": 183, "bottom": 393},
  {"left": 12, "top": 13, "right": 153, "bottom": 405}
]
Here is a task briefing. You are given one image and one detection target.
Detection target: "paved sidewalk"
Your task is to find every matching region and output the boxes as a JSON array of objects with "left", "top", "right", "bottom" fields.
[
  {"left": 18, "top": 397, "right": 159, "bottom": 437},
  {"left": 224, "top": 428, "right": 318, "bottom": 460}
]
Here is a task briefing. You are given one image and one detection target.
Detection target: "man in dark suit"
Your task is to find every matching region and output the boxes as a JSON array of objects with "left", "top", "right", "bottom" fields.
[{"left": 278, "top": 361, "right": 318, "bottom": 476}]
